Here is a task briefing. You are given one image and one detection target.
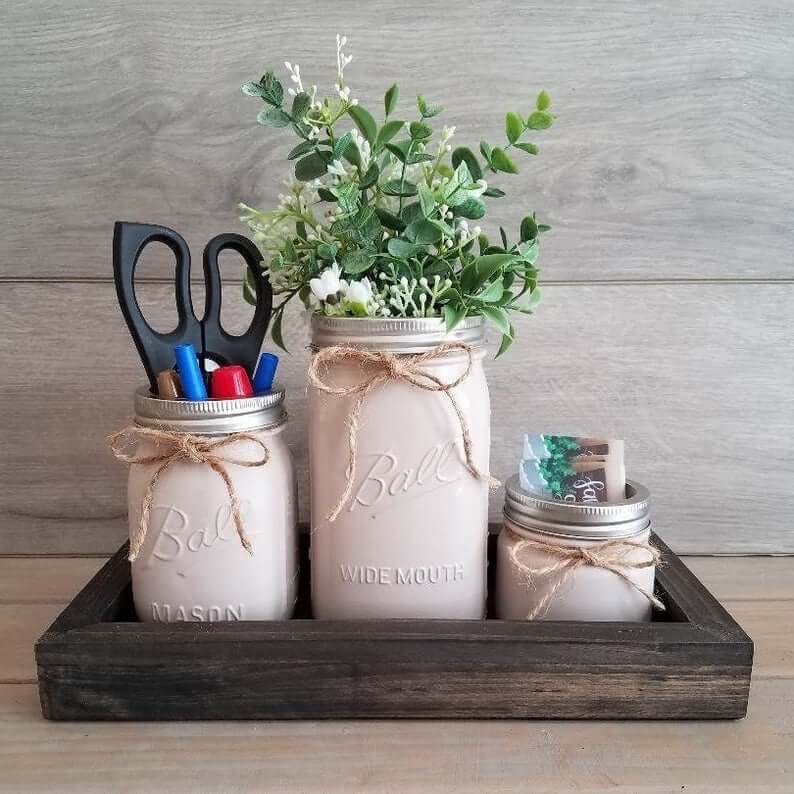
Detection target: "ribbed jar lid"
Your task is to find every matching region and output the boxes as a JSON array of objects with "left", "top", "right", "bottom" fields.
[
  {"left": 503, "top": 474, "right": 651, "bottom": 540},
  {"left": 134, "top": 385, "right": 286, "bottom": 435},
  {"left": 311, "top": 315, "right": 485, "bottom": 353}
]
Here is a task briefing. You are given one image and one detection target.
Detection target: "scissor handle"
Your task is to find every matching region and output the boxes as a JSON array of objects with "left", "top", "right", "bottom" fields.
[
  {"left": 202, "top": 233, "right": 273, "bottom": 374},
  {"left": 113, "top": 222, "right": 202, "bottom": 390}
]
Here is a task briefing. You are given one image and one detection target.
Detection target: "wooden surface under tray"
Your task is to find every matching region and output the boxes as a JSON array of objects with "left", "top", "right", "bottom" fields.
[{"left": 35, "top": 529, "right": 753, "bottom": 721}]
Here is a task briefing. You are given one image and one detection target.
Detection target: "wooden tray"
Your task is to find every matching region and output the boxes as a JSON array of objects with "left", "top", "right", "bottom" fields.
[{"left": 35, "top": 530, "right": 753, "bottom": 721}]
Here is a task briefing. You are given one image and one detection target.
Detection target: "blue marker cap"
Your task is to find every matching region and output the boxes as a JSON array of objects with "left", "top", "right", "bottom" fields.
[
  {"left": 252, "top": 352, "right": 279, "bottom": 393},
  {"left": 174, "top": 344, "right": 208, "bottom": 400}
]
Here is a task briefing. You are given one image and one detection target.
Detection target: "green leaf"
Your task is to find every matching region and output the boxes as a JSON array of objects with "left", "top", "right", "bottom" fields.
[
  {"left": 405, "top": 151, "right": 433, "bottom": 164},
  {"left": 384, "top": 142, "right": 407, "bottom": 163},
  {"left": 442, "top": 161, "right": 474, "bottom": 206},
  {"left": 271, "top": 309, "right": 288, "bottom": 353},
  {"left": 538, "top": 223, "right": 552, "bottom": 233},
  {"left": 375, "top": 207, "right": 405, "bottom": 231},
  {"left": 400, "top": 202, "right": 424, "bottom": 224},
  {"left": 243, "top": 72, "right": 283, "bottom": 107},
  {"left": 428, "top": 217, "right": 455, "bottom": 237},
  {"left": 480, "top": 140, "right": 493, "bottom": 165},
  {"left": 349, "top": 205, "right": 380, "bottom": 241},
  {"left": 418, "top": 182, "right": 435, "bottom": 217},
  {"left": 317, "top": 187, "right": 337, "bottom": 202},
  {"left": 382, "top": 179, "right": 418, "bottom": 197},
  {"left": 513, "top": 286, "right": 541, "bottom": 315},
  {"left": 261, "top": 72, "right": 284, "bottom": 106},
  {"left": 333, "top": 131, "right": 353, "bottom": 161},
  {"left": 495, "top": 325, "right": 515, "bottom": 358},
  {"left": 257, "top": 107, "right": 291, "bottom": 127},
  {"left": 444, "top": 303, "right": 467, "bottom": 331},
  {"left": 405, "top": 219, "right": 442, "bottom": 245},
  {"left": 453, "top": 198, "right": 486, "bottom": 220},
  {"left": 514, "top": 142, "right": 539, "bottom": 155},
  {"left": 287, "top": 140, "right": 315, "bottom": 160},
  {"left": 332, "top": 182, "right": 360, "bottom": 214},
  {"left": 385, "top": 138, "right": 431, "bottom": 165},
  {"left": 359, "top": 162, "right": 379, "bottom": 190},
  {"left": 505, "top": 112, "right": 524, "bottom": 144},
  {"left": 375, "top": 120, "right": 405, "bottom": 149},
  {"left": 347, "top": 105, "right": 377, "bottom": 143},
  {"left": 384, "top": 83, "right": 400, "bottom": 116},
  {"left": 490, "top": 147, "right": 519, "bottom": 174},
  {"left": 316, "top": 243, "right": 338, "bottom": 261},
  {"left": 483, "top": 187, "right": 506, "bottom": 198},
  {"left": 417, "top": 95, "right": 443, "bottom": 118},
  {"left": 243, "top": 267, "right": 259, "bottom": 306},
  {"left": 341, "top": 250, "right": 372, "bottom": 274},
  {"left": 480, "top": 305, "right": 512, "bottom": 336},
  {"left": 536, "top": 90, "right": 551, "bottom": 111},
  {"left": 451, "top": 147, "right": 483, "bottom": 181},
  {"left": 478, "top": 279, "right": 504, "bottom": 303},
  {"left": 241, "top": 81, "right": 265, "bottom": 98},
  {"left": 387, "top": 238, "right": 424, "bottom": 259},
  {"left": 527, "top": 110, "right": 553, "bottom": 130},
  {"left": 474, "top": 253, "right": 514, "bottom": 288},
  {"left": 409, "top": 121, "right": 432, "bottom": 140},
  {"left": 291, "top": 92, "right": 311, "bottom": 118},
  {"left": 342, "top": 137, "right": 362, "bottom": 169},
  {"left": 520, "top": 215, "right": 538, "bottom": 242},
  {"left": 295, "top": 152, "right": 328, "bottom": 181},
  {"left": 520, "top": 239, "right": 539, "bottom": 264}
]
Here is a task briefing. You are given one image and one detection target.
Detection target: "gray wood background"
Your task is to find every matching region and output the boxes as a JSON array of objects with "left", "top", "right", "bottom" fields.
[{"left": 1, "top": 0, "right": 792, "bottom": 554}]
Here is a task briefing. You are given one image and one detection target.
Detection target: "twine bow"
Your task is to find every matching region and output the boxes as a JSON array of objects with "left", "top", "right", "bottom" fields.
[
  {"left": 308, "top": 342, "right": 499, "bottom": 522},
  {"left": 109, "top": 426, "right": 269, "bottom": 561},
  {"left": 506, "top": 527, "right": 665, "bottom": 620}
]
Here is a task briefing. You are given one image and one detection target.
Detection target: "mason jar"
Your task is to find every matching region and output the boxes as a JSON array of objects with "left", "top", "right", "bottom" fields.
[
  {"left": 125, "top": 386, "right": 297, "bottom": 623},
  {"left": 308, "top": 316, "right": 491, "bottom": 619},
  {"left": 497, "top": 475, "right": 658, "bottom": 621}
]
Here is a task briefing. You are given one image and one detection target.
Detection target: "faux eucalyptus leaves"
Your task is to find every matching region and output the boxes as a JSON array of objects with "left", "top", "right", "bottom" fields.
[{"left": 239, "top": 35, "right": 554, "bottom": 354}]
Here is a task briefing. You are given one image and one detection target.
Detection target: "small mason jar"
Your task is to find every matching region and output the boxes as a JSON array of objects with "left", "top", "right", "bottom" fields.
[
  {"left": 126, "top": 386, "right": 297, "bottom": 623},
  {"left": 308, "top": 316, "right": 491, "bottom": 619},
  {"left": 497, "top": 475, "right": 657, "bottom": 621}
]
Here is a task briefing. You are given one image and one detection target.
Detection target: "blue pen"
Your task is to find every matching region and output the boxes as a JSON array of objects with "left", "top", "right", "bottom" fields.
[
  {"left": 174, "top": 344, "right": 208, "bottom": 400},
  {"left": 252, "top": 352, "right": 279, "bottom": 393}
]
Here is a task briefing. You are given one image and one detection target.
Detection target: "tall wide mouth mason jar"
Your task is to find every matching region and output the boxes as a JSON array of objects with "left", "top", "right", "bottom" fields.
[
  {"left": 126, "top": 386, "right": 298, "bottom": 623},
  {"left": 497, "top": 475, "right": 657, "bottom": 622},
  {"left": 308, "top": 315, "right": 492, "bottom": 619}
]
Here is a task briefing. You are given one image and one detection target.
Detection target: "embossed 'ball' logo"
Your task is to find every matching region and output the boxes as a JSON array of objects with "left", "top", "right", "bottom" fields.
[{"left": 349, "top": 440, "right": 463, "bottom": 514}]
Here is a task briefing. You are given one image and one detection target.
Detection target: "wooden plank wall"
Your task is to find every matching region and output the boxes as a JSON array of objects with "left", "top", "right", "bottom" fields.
[{"left": 1, "top": 0, "right": 792, "bottom": 554}]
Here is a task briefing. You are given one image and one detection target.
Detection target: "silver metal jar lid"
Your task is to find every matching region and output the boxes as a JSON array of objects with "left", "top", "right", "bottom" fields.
[
  {"left": 311, "top": 315, "right": 485, "bottom": 353},
  {"left": 503, "top": 474, "right": 651, "bottom": 540},
  {"left": 133, "top": 384, "right": 286, "bottom": 435}
]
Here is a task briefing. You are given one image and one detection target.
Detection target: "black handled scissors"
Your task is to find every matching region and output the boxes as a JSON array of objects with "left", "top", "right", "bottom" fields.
[{"left": 113, "top": 221, "right": 273, "bottom": 392}]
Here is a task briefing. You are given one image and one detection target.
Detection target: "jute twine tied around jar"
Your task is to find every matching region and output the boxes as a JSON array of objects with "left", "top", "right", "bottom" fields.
[
  {"left": 506, "top": 527, "right": 666, "bottom": 620},
  {"left": 109, "top": 426, "right": 269, "bottom": 561},
  {"left": 308, "top": 341, "right": 500, "bottom": 522}
]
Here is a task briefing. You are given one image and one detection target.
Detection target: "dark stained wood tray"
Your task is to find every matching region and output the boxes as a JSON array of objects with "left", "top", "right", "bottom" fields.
[{"left": 35, "top": 529, "right": 753, "bottom": 721}]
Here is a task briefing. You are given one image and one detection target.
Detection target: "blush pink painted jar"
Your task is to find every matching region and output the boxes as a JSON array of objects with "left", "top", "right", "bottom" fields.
[
  {"left": 496, "top": 476, "right": 656, "bottom": 622},
  {"left": 309, "top": 316, "right": 491, "bottom": 619},
  {"left": 128, "top": 386, "right": 298, "bottom": 623}
]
